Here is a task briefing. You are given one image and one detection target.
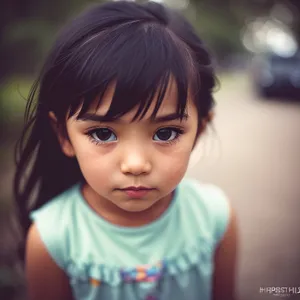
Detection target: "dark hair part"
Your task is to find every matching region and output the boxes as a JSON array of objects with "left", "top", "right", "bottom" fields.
[{"left": 14, "top": 1, "right": 216, "bottom": 258}]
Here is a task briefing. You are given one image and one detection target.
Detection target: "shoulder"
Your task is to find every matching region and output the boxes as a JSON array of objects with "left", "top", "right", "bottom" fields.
[
  {"left": 179, "top": 177, "right": 231, "bottom": 247},
  {"left": 26, "top": 223, "right": 73, "bottom": 300},
  {"left": 212, "top": 201, "right": 238, "bottom": 300},
  {"left": 29, "top": 183, "right": 81, "bottom": 269}
]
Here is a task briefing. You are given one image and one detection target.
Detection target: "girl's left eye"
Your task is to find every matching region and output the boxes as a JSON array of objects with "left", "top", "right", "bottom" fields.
[
  {"left": 86, "top": 127, "right": 184, "bottom": 145},
  {"left": 153, "top": 128, "right": 184, "bottom": 144}
]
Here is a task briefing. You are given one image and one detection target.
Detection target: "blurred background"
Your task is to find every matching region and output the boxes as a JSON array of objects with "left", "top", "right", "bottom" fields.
[{"left": 1, "top": 0, "right": 300, "bottom": 299}]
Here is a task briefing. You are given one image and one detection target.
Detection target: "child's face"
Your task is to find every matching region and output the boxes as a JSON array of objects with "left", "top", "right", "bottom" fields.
[{"left": 59, "top": 80, "right": 201, "bottom": 213}]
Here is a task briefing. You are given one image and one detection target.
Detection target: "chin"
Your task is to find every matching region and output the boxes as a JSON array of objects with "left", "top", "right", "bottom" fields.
[{"left": 118, "top": 201, "right": 156, "bottom": 213}]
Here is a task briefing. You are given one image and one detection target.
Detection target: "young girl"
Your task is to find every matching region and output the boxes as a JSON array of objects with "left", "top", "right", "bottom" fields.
[{"left": 14, "top": 1, "right": 238, "bottom": 300}]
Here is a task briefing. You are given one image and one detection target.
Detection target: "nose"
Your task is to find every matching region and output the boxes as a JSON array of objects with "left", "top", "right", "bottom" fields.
[{"left": 120, "top": 146, "right": 152, "bottom": 176}]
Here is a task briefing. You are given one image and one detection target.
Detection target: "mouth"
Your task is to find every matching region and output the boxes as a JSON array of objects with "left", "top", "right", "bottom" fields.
[
  {"left": 118, "top": 186, "right": 155, "bottom": 199},
  {"left": 121, "top": 186, "right": 154, "bottom": 191}
]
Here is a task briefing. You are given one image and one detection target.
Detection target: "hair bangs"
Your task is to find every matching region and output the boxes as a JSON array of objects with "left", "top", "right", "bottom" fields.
[{"left": 61, "top": 22, "right": 196, "bottom": 122}]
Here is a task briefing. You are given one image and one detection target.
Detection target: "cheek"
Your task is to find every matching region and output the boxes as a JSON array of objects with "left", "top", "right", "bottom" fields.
[
  {"left": 69, "top": 137, "right": 113, "bottom": 177},
  {"left": 76, "top": 153, "right": 115, "bottom": 190},
  {"left": 164, "top": 127, "right": 198, "bottom": 175},
  {"left": 76, "top": 150, "right": 111, "bottom": 174},
  {"left": 158, "top": 148, "right": 191, "bottom": 181}
]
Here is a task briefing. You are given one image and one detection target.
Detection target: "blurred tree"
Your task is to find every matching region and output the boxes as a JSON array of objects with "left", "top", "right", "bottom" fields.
[
  {"left": 0, "top": 0, "right": 102, "bottom": 140},
  {"left": 187, "top": 0, "right": 300, "bottom": 61},
  {"left": 1, "top": 0, "right": 300, "bottom": 79},
  {"left": 184, "top": 0, "right": 245, "bottom": 63},
  {"left": 0, "top": 0, "right": 102, "bottom": 80}
]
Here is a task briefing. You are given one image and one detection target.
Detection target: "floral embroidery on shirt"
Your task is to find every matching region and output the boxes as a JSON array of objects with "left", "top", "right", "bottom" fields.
[
  {"left": 89, "top": 278, "right": 101, "bottom": 287},
  {"left": 121, "top": 260, "right": 166, "bottom": 282}
]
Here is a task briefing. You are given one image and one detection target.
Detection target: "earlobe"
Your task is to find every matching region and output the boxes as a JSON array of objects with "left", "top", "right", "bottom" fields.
[
  {"left": 192, "top": 110, "right": 215, "bottom": 150},
  {"left": 48, "top": 111, "right": 75, "bottom": 158},
  {"left": 60, "top": 139, "right": 76, "bottom": 158},
  {"left": 207, "top": 110, "right": 215, "bottom": 122},
  {"left": 202, "top": 110, "right": 215, "bottom": 129},
  {"left": 200, "top": 109, "right": 215, "bottom": 133}
]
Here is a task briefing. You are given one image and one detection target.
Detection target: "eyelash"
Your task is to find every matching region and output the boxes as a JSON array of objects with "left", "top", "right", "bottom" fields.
[{"left": 85, "top": 127, "right": 185, "bottom": 146}]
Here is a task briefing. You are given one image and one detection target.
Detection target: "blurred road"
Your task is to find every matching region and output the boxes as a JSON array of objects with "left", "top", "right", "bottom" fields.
[{"left": 186, "top": 72, "right": 300, "bottom": 300}]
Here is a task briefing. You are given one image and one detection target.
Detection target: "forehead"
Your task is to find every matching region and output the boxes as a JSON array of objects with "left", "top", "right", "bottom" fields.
[{"left": 86, "top": 78, "right": 195, "bottom": 121}]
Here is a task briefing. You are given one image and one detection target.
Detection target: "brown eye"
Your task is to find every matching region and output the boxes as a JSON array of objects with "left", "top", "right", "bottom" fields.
[
  {"left": 155, "top": 128, "right": 173, "bottom": 140},
  {"left": 154, "top": 128, "right": 183, "bottom": 142},
  {"left": 90, "top": 128, "right": 116, "bottom": 142}
]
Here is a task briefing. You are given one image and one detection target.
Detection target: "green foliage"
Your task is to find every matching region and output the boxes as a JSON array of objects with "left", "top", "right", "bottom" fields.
[
  {"left": 183, "top": 4, "right": 244, "bottom": 60},
  {"left": 0, "top": 78, "right": 33, "bottom": 125}
]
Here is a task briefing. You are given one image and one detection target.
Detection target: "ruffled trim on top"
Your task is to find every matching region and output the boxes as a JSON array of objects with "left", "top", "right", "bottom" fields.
[{"left": 66, "top": 234, "right": 213, "bottom": 287}]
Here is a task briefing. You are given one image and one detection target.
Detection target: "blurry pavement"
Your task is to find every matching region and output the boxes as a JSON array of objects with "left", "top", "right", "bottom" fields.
[{"left": 186, "top": 72, "right": 300, "bottom": 300}]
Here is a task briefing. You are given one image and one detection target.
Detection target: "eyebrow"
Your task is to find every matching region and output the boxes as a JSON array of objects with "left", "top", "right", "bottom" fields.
[{"left": 78, "top": 112, "right": 189, "bottom": 123}]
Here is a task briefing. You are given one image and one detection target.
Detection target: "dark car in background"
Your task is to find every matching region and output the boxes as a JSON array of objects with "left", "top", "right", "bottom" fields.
[{"left": 251, "top": 51, "right": 300, "bottom": 98}]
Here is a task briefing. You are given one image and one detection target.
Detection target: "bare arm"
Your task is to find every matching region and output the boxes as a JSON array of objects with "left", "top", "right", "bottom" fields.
[
  {"left": 212, "top": 205, "right": 239, "bottom": 300},
  {"left": 25, "top": 224, "right": 73, "bottom": 300}
]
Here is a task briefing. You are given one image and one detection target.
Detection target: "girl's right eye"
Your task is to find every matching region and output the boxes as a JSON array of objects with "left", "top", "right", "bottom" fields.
[{"left": 87, "top": 128, "right": 116, "bottom": 145}]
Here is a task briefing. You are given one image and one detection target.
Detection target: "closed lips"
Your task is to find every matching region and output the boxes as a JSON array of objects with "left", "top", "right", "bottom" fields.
[{"left": 122, "top": 187, "right": 153, "bottom": 191}]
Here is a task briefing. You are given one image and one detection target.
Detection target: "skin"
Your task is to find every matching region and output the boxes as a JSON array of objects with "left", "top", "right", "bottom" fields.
[
  {"left": 26, "top": 79, "right": 238, "bottom": 300},
  {"left": 54, "top": 79, "right": 202, "bottom": 227},
  {"left": 213, "top": 205, "right": 239, "bottom": 300}
]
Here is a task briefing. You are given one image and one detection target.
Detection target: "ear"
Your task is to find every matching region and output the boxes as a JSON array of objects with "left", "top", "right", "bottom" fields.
[
  {"left": 48, "top": 111, "right": 75, "bottom": 158},
  {"left": 207, "top": 110, "right": 215, "bottom": 123},
  {"left": 192, "top": 110, "right": 215, "bottom": 150},
  {"left": 201, "top": 109, "right": 215, "bottom": 132}
]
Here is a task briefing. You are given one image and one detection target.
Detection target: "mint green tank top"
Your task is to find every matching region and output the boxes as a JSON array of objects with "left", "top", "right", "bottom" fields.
[{"left": 30, "top": 177, "right": 230, "bottom": 300}]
